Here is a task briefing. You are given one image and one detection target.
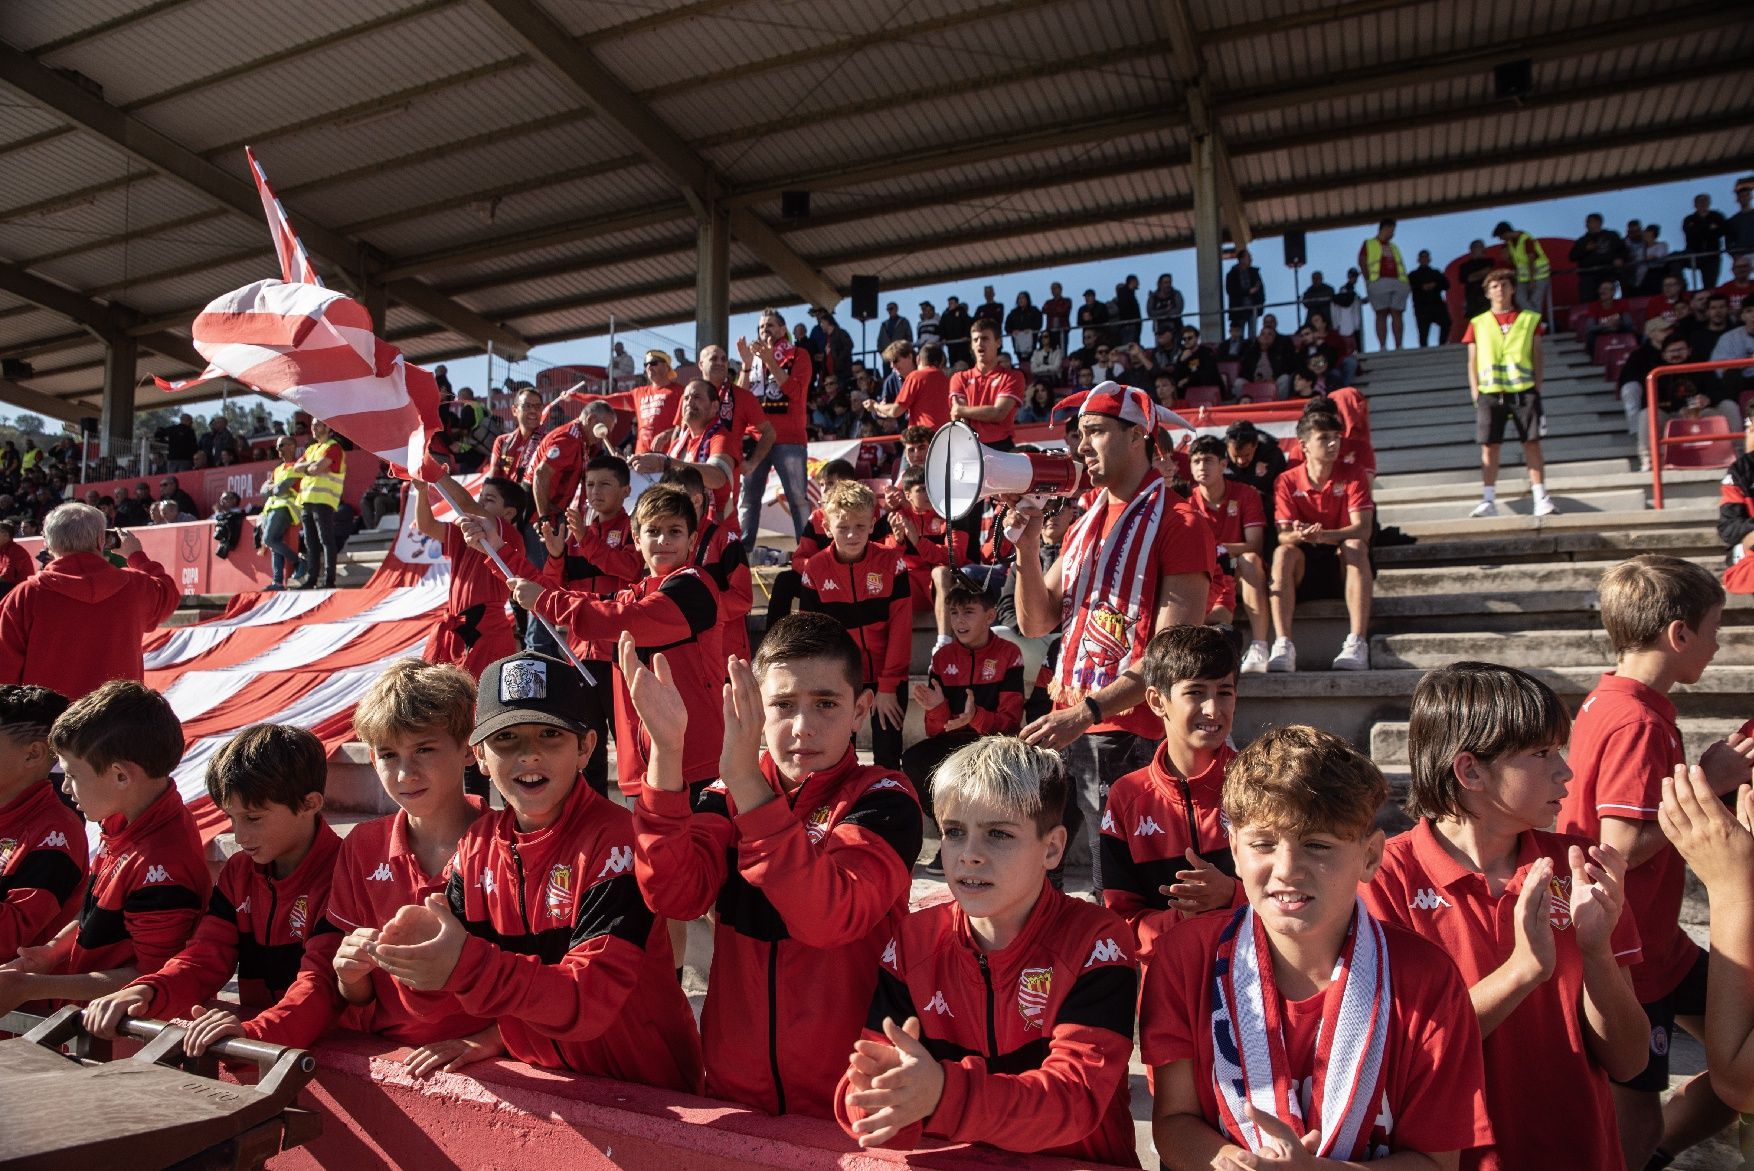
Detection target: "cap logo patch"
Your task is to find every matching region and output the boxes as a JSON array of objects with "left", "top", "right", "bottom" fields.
[{"left": 501, "top": 658, "right": 548, "bottom": 702}]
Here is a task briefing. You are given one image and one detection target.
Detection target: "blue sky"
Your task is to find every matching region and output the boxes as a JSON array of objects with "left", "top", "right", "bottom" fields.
[{"left": 436, "top": 168, "right": 1749, "bottom": 392}]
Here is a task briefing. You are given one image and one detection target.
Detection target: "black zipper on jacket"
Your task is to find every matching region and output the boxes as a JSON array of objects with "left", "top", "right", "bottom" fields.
[
  {"left": 977, "top": 952, "right": 997, "bottom": 1056},
  {"left": 264, "top": 879, "right": 279, "bottom": 954},
  {"left": 510, "top": 843, "right": 533, "bottom": 934},
  {"left": 1177, "top": 777, "right": 1200, "bottom": 853},
  {"left": 847, "top": 560, "right": 876, "bottom": 684},
  {"left": 767, "top": 944, "right": 787, "bottom": 1114}
]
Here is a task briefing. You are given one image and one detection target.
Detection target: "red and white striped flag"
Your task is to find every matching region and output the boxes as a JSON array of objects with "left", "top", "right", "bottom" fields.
[
  {"left": 246, "top": 145, "right": 320, "bottom": 287},
  {"left": 157, "top": 150, "right": 444, "bottom": 481}
]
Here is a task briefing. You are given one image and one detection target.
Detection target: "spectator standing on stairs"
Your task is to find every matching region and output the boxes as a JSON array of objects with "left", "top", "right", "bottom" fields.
[{"left": 1464, "top": 269, "right": 1556, "bottom": 518}]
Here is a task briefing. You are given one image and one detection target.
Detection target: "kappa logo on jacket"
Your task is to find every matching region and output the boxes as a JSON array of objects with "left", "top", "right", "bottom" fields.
[
  {"left": 235, "top": 897, "right": 251, "bottom": 916},
  {"left": 368, "top": 862, "right": 394, "bottom": 882},
  {"left": 943, "top": 662, "right": 961, "bottom": 677},
  {"left": 596, "top": 846, "right": 634, "bottom": 880},
  {"left": 923, "top": 990, "right": 954, "bottom": 1016},
  {"left": 1134, "top": 816, "right": 1164, "bottom": 837},
  {"left": 1085, "top": 938, "right": 1123, "bottom": 967},
  {"left": 1100, "top": 808, "right": 1116, "bottom": 833},
  {"left": 38, "top": 830, "right": 68, "bottom": 849},
  {"left": 143, "top": 864, "right": 170, "bottom": 884},
  {"left": 1409, "top": 888, "right": 1452, "bottom": 911},
  {"left": 481, "top": 868, "right": 497, "bottom": 895},
  {"left": 882, "top": 937, "right": 898, "bottom": 968},
  {"left": 869, "top": 777, "right": 906, "bottom": 793}
]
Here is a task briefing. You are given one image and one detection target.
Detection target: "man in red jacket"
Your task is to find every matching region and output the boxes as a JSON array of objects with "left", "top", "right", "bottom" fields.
[{"left": 0, "top": 503, "right": 179, "bottom": 699}]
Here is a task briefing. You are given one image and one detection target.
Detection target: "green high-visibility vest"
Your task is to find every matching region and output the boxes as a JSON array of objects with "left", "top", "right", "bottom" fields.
[
  {"left": 1363, "top": 238, "right": 1406, "bottom": 283},
  {"left": 1506, "top": 233, "right": 1551, "bottom": 282}
]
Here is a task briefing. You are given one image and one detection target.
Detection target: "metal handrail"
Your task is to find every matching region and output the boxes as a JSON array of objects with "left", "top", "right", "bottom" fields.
[{"left": 1645, "top": 357, "right": 1754, "bottom": 509}]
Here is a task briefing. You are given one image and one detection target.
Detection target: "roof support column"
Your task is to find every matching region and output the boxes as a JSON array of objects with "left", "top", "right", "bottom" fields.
[
  {"left": 695, "top": 200, "right": 730, "bottom": 354},
  {"left": 1192, "top": 134, "right": 1224, "bottom": 343},
  {"left": 361, "top": 278, "right": 388, "bottom": 336},
  {"left": 101, "top": 330, "right": 137, "bottom": 456}
]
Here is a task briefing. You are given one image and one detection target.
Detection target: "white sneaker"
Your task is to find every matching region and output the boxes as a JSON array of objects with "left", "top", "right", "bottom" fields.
[
  {"left": 1240, "top": 641, "right": 1270, "bottom": 674},
  {"left": 1332, "top": 634, "right": 1370, "bottom": 671},
  {"left": 1639, "top": 452, "right": 1652, "bottom": 473},
  {"left": 1533, "top": 495, "right": 1558, "bottom": 517},
  {"left": 1267, "top": 638, "right": 1297, "bottom": 673},
  {"left": 1468, "top": 499, "right": 1499, "bottom": 518}
]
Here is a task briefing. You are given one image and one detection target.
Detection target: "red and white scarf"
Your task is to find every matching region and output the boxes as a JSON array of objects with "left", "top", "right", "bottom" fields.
[
  {"left": 1052, "top": 469, "right": 1168, "bottom": 706},
  {"left": 1211, "top": 899, "right": 1392, "bottom": 1160}
]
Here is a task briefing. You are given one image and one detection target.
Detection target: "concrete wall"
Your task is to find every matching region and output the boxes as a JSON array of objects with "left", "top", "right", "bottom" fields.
[{"left": 274, "top": 1033, "right": 1126, "bottom": 1171}]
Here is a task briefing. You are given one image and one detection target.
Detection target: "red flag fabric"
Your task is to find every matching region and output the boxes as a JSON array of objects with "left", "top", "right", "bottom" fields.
[{"left": 245, "top": 145, "right": 321, "bottom": 288}]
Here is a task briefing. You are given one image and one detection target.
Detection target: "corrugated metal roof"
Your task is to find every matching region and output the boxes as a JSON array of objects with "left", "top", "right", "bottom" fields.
[{"left": 1, "top": 0, "right": 1749, "bottom": 407}]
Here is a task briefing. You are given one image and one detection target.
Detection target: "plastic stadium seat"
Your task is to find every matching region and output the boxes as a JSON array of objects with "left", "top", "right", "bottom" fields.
[
  {"left": 1598, "top": 336, "right": 1637, "bottom": 383},
  {"left": 1181, "top": 386, "right": 1222, "bottom": 410},
  {"left": 1236, "top": 380, "right": 1282, "bottom": 403},
  {"left": 1592, "top": 330, "right": 1637, "bottom": 364},
  {"left": 1661, "top": 416, "right": 1737, "bottom": 470},
  {"left": 1216, "top": 360, "right": 1240, "bottom": 392}
]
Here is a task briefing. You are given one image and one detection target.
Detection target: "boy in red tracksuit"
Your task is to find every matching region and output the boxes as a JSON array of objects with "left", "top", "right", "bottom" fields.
[
  {"left": 883, "top": 467, "right": 970, "bottom": 615},
  {"left": 631, "top": 612, "right": 921, "bottom": 1117},
  {"left": 83, "top": 725, "right": 344, "bottom": 1054},
  {"left": 482, "top": 484, "right": 726, "bottom": 797},
  {"left": 0, "top": 685, "right": 81, "bottom": 961},
  {"left": 662, "top": 463, "right": 754, "bottom": 661},
  {"left": 249, "top": 661, "right": 494, "bottom": 1074},
  {"left": 798, "top": 481, "right": 911, "bottom": 768},
  {"left": 1101, "top": 626, "right": 1242, "bottom": 953},
  {"left": 901, "top": 578, "right": 1022, "bottom": 835},
  {"left": 0, "top": 682, "right": 208, "bottom": 1015},
  {"left": 533, "top": 455, "right": 640, "bottom": 793},
  {"left": 367, "top": 652, "right": 702, "bottom": 1091},
  {"left": 837, "top": 737, "right": 1140, "bottom": 1166}
]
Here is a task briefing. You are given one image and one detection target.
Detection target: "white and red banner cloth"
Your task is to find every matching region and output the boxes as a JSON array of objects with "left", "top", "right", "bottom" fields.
[{"left": 146, "top": 551, "right": 448, "bottom": 843}]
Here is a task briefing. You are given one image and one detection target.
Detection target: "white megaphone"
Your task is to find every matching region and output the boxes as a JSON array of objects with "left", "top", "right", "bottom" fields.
[{"left": 924, "top": 421, "right": 1085, "bottom": 541}]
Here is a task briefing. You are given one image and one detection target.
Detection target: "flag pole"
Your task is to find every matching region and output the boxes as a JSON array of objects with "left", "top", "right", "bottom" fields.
[{"left": 428, "top": 478, "right": 596, "bottom": 686}]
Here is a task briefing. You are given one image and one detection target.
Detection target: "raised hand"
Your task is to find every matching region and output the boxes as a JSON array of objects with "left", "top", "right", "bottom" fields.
[
  {"left": 1660, "top": 764, "right": 1754, "bottom": 897},
  {"left": 912, "top": 678, "right": 946, "bottom": 711},
  {"left": 942, "top": 692, "right": 979, "bottom": 733},
  {"left": 1163, "top": 847, "right": 1238, "bottom": 915},
  {"left": 719, "top": 656, "right": 771, "bottom": 812},
  {"left": 368, "top": 894, "right": 466, "bottom": 992},
  {"left": 1510, "top": 856, "right": 1558, "bottom": 984},
  {"left": 1569, "top": 842, "right": 1627, "bottom": 955},
  {"left": 620, "top": 631, "right": 686, "bottom": 758}
]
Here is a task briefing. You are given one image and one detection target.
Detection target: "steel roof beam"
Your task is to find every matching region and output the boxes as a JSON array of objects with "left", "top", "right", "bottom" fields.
[
  {"left": 0, "top": 39, "right": 531, "bottom": 359},
  {"left": 469, "top": 0, "right": 841, "bottom": 310}
]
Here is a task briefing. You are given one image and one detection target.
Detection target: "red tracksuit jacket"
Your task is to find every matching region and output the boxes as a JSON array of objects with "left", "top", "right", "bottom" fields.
[
  {"left": 1100, "top": 742, "right": 1241, "bottom": 950},
  {"left": 691, "top": 516, "right": 752, "bottom": 661},
  {"left": 0, "top": 780, "right": 87, "bottom": 957},
  {"left": 131, "top": 820, "right": 342, "bottom": 1026},
  {"left": 535, "top": 510, "right": 641, "bottom": 662},
  {"left": 922, "top": 635, "right": 1024, "bottom": 737},
  {"left": 836, "top": 881, "right": 1141, "bottom": 1166},
  {"left": 532, "top": 565, "right": 725, "bottom": 796},
  {"left": 440, "top": 774, "right": 703, "bottom": 1090},
  {"left": 633, "top": 746, "right": 921, "bottom": 1117},
  {"left": 67, "top": 784, "right": 209, "bottom": 977},
  {"left": 0, "top": 550, "right": 180, "bottom": 700},
  {"left": 249, "top": 801, "right": 489, "bottom": 1049},
  {"left": 797, "top": 544, "right": 912, "bottom": 692}
]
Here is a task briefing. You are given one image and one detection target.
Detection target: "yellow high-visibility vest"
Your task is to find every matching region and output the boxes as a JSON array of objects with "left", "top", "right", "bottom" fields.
[
  {"left": 262, "top": 461, "right": 302, "bottom": 521},
  {"left": 297, "top": 440, "right": 345, "bottom": 508},
  {"left": 1471, "top": 310, "right": 1541, "bottom": 395},
  {"left": 1363, "top": 238, "right": 1406, "bottom": 283},
  {"left": 1506, "top": 233, "right": 1551, "bottom": 282}
]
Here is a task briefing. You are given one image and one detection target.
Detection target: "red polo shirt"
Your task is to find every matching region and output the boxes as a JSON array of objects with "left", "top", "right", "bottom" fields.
[
  {"left": 948, "top": 366, "right": 1025, "bottom": 445},
  {"left": 1556, "top": 673, "right": 1696, "bottom": 1002},
  {"left": 1274, "top": 462, "right": 1373, "bottom": 531},
  {"left": 1189, "top": 482, "right": 1265, "bottom": 547},
  {"left": 894, "top": 368, "right": 952, "bottom": 431},
  {"left": 1366, "top": 822, "right": 1640, "bottom": 1171}
]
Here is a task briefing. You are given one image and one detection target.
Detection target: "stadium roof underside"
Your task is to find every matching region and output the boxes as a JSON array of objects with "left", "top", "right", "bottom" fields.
[{"left": 0, "top": 0, "right": 1749, "bottom": 426}]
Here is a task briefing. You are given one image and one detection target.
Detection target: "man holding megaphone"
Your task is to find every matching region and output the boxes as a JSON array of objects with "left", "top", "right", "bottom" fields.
[{"left": 1008, "top": 382, "right": 1217, "bottom": 890}]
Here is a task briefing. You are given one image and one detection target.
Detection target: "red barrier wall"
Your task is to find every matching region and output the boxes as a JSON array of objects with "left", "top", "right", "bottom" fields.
[
  {"left": 273, "top": 1034, "right": 1128, "bottom": 1171},
  {"left": 73, "top": 454, "right": 381, "bottom": 516},
  {"left": 18, "top": 518, "right": 280, "bottom": 595}
]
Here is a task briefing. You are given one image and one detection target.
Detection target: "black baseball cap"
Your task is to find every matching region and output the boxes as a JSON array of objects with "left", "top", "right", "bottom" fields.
[{"left": 471, "top": 652, "right": 604, "bottom": 745}]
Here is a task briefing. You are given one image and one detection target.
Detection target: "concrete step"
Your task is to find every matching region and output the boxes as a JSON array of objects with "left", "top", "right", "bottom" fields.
[
  {"left": 1375, "top": 435, "right": 1636, "bottom": 477},
  {"left": 1391, "top": 504, "right": 1715, "bottom": 540},
  {"left": 1369, "top": 627, "right": 1754, "bottom": 671},
  {"left": 1371, "top": 456, "right": 1635, "bottom": 493},
  {"left": 1362, "top": 378, "right": 1620, "bottom": 415},
  {"left": 1373, "top": 556, "right": 1721, "bottom": 596},
  {"left": 1233, "top": 663, "right": 1754, "bottom": 749},
  {"left": 1377, "top": 489, "right": 1649, "bottom": 526},
  {"left": 1369, "top": 717, "right": 1746, "bottom": 769},
  {"left": 1371, "top": 466, "right": 1721, "bottom": 507},
  {"left": 1373, "top": 525, "right": 1722, "bottom": 567}
]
